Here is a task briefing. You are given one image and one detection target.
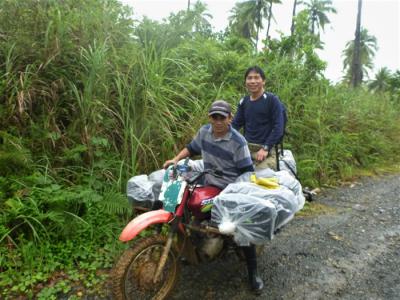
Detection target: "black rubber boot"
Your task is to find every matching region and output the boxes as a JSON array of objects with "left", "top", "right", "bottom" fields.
[{"left": 242, "top": 244, "right": 264, "bottom": 294}]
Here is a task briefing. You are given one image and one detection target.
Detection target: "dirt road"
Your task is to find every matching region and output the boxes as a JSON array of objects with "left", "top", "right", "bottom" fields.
[{"left": 169, "top": 174, "right": 400, "bottom": 300}]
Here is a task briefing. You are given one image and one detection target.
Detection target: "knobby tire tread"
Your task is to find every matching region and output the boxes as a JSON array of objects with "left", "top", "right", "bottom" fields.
[{"left": 111, "top": 235, "right": 180, "bottom": 300}]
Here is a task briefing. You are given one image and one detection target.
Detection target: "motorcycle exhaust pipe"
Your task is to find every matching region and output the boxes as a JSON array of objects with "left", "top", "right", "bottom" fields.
[{"left": 185, "top": 223, "right": 232, "bottom": 236}]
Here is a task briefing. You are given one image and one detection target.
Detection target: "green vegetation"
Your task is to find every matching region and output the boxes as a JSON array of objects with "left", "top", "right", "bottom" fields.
[
  {"left": 296, "top": 201, "right": 337, "bottom": 217},
  {"left": 342, "top": 28, "right": 378, "bottom": 83},
  {"left": 0, "top": 0, "right": 399, "bottom": 298}
]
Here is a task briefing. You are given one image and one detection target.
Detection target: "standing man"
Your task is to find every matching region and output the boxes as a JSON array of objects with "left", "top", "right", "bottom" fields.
[
  {"left": 163, "top": 100, "right": 264, "bottom": 292},
  {"left": 232, "top": 66, "right": 286, "bottom": 170}
]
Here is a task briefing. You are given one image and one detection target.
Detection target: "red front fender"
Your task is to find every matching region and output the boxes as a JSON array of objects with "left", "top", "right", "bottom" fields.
[{"left": 119, "top": 209, "right": 173, "bottom": 242}]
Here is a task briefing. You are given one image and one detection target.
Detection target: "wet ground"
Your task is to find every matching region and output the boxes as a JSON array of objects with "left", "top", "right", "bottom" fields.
[{"left": 168, "top": 174, "right": 400, "bottom": 300}]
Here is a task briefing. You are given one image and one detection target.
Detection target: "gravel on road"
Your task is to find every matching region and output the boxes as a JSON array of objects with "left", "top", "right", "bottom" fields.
[{"left": 169, "top": 174, "right": 400, "bottom": 300}]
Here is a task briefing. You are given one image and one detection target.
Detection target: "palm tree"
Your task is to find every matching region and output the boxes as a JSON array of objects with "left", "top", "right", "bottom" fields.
[
  {"left": 253, "top": 0, "right": 270, "bottom": 49},
  {"left": 229, "top": 1, "right": 258, "bottom": 42},
  {"left": 229, "top": 0, "right": 274, "bottom": 50},
  {"left": 342, "top": 28, "right": 378, "bottom": 83},
  {"left": 168, "top": 1, "right": 212, "bottom": 36},
  {"left": 351, "top": 0, "right": 362, "bottom": 87},
  {"left": 290, "top": 0, "right": 301, "bottom": 36},
  {"left": 388, "top": 70, "right": 400, "bottom": 95},
  {"left": 303, "top": 0, "right": 337, "bottom": 35},
  {"left": 368, "top": 67, "right": 391, "bottom": 93},
  {"left": 189, "top": 1, "right": 212, "bottom": 34},
  {"left": 266, "top": 0, "right": 282, "bottom": 40}
]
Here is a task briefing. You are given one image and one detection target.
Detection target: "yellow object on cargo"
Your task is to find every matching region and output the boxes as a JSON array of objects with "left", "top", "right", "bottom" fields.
[{"left": 250, "top": 174, "right": 279, "bottom": 189}]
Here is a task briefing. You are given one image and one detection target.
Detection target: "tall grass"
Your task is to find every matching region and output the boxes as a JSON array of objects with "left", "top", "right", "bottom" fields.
[
  {"left": 286, "top": 85, "right": 400, "bottom": 185},
  {"left": 0, "top": 0, "right": 399, "bottom": 213}
]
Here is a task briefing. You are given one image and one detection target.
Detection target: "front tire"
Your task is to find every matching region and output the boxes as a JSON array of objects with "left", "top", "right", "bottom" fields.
[{"left": 112, "top": 235, "right": 180, "bottom": 300}]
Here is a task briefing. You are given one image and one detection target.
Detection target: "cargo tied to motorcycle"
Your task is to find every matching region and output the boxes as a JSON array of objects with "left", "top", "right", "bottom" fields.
[
  {"left": 211, "top": 168, "right": 305, "bottom": 245},
  {"left": 126, "top": 151, "right": 304, "bottom": 245},
  {"left": 115, "top": 152, "right": 304, "bottom": 299}
]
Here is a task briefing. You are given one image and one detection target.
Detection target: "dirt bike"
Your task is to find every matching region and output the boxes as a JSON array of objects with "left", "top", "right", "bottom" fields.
[{"left": 112, "top": 161, "right": 252, "bottom": 300}]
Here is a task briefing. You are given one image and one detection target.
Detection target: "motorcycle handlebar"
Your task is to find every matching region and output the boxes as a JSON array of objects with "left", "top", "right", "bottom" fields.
[{"left": 185, "top": 169, "right": 223, "bottom": 185}]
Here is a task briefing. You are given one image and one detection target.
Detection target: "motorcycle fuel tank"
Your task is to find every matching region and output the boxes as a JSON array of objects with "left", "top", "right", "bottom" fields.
[{"left": 187, "top": 186, "right": 221, "bottom": 220}]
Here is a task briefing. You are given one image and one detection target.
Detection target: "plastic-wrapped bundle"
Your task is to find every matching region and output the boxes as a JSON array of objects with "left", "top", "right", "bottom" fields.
[
  {"left": 127, "top": 175, "right": 154, "bottom": 208},
  {"left": 148, "top": 169, "right": 165, "bottom": 202},
  {"left": 188, "top": 159, "right": 204, "bottom": 172},
  {"left": 212, "top": 170, "right": 305, "bottom": 245},
  {"left": 149, "top": 169, "right": 165, "bottom": 183},
  {"left": 127, "top": 169, "right": 165, "bottom": 208},
  {"left": 275, "top": 170, "right": 305, "bottom": 211},
  {"left": 211, "top": 194, "right": 277, "bottom": 246},
  {"left": 217, "top": 181, "right": 296, "bottom": 237},
  {"left": 279, "top": 150, "right": 297, "bottom": 177},
  {"left": 236, "top": 170, "right": 304, "bottom": 212},
  {"left": 235, "top": 168, "right": 276, "bottom": 183}
]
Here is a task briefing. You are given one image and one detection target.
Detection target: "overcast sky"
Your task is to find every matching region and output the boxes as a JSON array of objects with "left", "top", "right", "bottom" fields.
[{"left": 120, "top": 0, "right": 400, "bottom": 83}]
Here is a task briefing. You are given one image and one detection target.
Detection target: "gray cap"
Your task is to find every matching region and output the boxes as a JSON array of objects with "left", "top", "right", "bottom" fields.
[{"left": 208, "top": 100, "right": 231, "bottom": 117}]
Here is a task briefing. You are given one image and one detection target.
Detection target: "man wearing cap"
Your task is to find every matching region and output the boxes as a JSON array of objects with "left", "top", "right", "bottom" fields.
[
  {"left": 232, "top": 65, "right": 286, "bottom": 170},
  {"left": 163, "top": 100, "right": 264, "bottom": 292},
  {"left": 163, "top": 100, "right": 254, "bottom": 189}
]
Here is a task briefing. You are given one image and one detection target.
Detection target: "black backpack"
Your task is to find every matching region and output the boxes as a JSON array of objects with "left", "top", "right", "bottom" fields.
[{"left": 275, "top": 102, "right": 287, "bottom": 169}]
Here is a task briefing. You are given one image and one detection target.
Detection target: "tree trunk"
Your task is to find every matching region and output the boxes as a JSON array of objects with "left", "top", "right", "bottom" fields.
[
  {"left": 351, "top": 0, "right": 363, "bottom": 87},
  {"left": 187, "top": 0, "right": 191, "bottom": 11},
  {"left": 256, "top": 26, "right": 259, "bottom": 51},
  {"left": 311, "top": 15, "right": 315, "bottom": 35},
  {"left": 290, "top": 0, "right": 298, "bottom": 36},
  {"left": 266, "top": 1, "right": 273, "bottom": 41},
  {"left": 255, "top": 0, "right": 261, "bottom": 51}
]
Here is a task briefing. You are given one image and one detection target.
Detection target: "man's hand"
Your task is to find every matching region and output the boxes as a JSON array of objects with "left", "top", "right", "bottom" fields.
[
  {"left": 163, "top": 148, "right": 190, "bottom": 169},
  {"left": 163, "top": 159, "right": 178, "bottom": 169},
  {"left": 256, "top": 148, "right": 268, "bottom": 162}
]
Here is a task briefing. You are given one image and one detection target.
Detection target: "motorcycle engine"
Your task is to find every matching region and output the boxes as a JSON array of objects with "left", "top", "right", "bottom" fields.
[
  {"left": 198, "top": 235, "right": 224, "bottom": 261},
  {"left": 195, "top": 220, "right": 224, "bottom": 261}
]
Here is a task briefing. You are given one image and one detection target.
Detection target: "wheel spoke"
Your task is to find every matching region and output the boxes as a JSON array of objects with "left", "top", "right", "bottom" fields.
[{"left": 113, "top": 235, "right": 179, "bottom": 300}]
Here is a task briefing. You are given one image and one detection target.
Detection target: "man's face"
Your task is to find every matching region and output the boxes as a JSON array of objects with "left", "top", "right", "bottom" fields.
[
  {"left": 245, "top": 71, "right": 265, "bottom": 95},
  {"left": 209, "top": 114, "right": 232, "bottom": 136}
]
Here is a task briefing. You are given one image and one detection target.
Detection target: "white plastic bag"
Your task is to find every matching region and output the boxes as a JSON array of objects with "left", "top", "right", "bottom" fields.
[
  {"left": 211, "top": 169, "right": 305, "bottom": 245},
  {"left": 127, "top": 169, "right": 165, "bottom": 207},
  {"left": 188, "top": 159, "right": 204, "bottom": 172},
  {"left": 221, "top": 181, "right": 297, "bottom": 232},
  {"left": 235, "top": 168, "right": 276, "bottom": 183},
  {"left": 149, "top": 169, "right": 165, "bottom": 201},
  {"left": 211, "top": 193, "right": 277, "bottom": 246},
  {"left": 279, "top": 150, "right": 297, "bottom": 177},
  {"left": 275, "top": 170, "right": 305, "bottom": 210},
  {"left": 149, "top": 169, "right": 165, "bottom": 184},
  {"left": 126, "top": 175, "right": 154, "bottom": 202}
]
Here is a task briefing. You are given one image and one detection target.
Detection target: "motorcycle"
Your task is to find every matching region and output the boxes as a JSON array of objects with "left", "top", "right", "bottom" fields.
[{"left": 111, "top": 161, "right": 251, "bottom": 300}]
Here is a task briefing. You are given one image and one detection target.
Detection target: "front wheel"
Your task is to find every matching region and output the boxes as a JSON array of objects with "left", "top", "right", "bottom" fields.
[{"left": 112, "top": 235, "right": 180, "bottom": 300}]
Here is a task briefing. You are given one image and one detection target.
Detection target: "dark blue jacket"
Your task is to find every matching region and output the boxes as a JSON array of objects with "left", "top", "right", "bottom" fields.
[{"left": 231, "top": 92, "right": 286, "bottom": 151}]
